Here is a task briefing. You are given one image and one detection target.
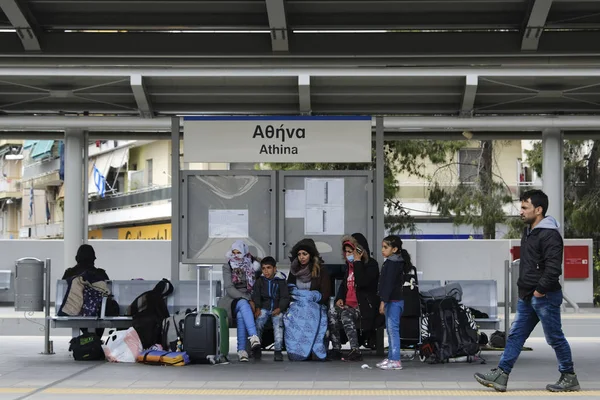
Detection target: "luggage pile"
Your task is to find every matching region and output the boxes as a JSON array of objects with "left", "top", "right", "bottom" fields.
[{"left": 69, "top": 266, "right": 229, "bottom": 366}]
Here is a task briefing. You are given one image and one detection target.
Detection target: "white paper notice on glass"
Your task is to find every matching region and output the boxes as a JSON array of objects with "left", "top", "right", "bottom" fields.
[
  {"left": 285, "top": 189, "right": 305, "bottom": 218},
  {"left": 208, "top": 209, "right": 249, "bottom": 238},
  {"left": 305, "top": 206, "right": 344, "bottom": 235},
  {"left": 305, "top": 178, "right": 344, "bottom": 207}
]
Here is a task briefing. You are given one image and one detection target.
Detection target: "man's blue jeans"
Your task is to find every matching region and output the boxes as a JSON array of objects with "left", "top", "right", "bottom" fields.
[
  {"left": 384, "top": 300, "right": 404, "bottom": 361},
  {"left": 499, "top": 290, "right": 574, "bottom": 374},
  {"left": 255, "top": 309, "right": 284, "bottom": 351},
  {"left": 235, "top": 299, "right": 257, "bottom": 352}
]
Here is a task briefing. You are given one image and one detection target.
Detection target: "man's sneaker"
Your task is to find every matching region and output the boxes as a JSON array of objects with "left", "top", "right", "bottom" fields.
[
  {"left": 379, "top": 360, "right": 402, "bottom": 370},
  {"left": 327, "top": 349, "right": 342, "bottom": 361},
  {"left": 248, "top": 335, "right": 261, "bottom": 351},
  {"left": 376, "top": 358, "right": 389, "bottom": 368},
  {"left": 546, "top": 373, "right": 581, "bottom": 392},
  {"left": 238, "top": 350, "right": 249, "bottom": 362},
  {"left": 342, "top": 348, "right": 363, "bottom": 362},
  {"left": 474, "top": 368, "right": 509, "bottom": 392},
  {"left": 274, "top": 351, "right": 284, "bottom": 362}
]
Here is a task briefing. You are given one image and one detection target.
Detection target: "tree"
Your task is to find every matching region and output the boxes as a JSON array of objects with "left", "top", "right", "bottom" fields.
[
  {"left": 259, "top": 140, "right": 464, "bottom": 234},
  {"left": 427, "top": 140, "right": 515, "bottom": 239}
]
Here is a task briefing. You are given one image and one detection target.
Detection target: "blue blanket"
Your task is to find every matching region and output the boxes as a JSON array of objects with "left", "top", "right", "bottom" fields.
[{"left": 283, "top": 286, "right": 328, "bottom": 361}]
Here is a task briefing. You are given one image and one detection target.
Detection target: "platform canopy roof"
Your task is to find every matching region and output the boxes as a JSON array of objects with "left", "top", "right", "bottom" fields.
[{"left": 2, "top": 0, "right": 600, "bottom": 120}]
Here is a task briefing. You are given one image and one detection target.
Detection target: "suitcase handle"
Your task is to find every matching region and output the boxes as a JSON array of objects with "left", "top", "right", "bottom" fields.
[{"left": 195, "top": 264, "right": 213, "bottom": 325}]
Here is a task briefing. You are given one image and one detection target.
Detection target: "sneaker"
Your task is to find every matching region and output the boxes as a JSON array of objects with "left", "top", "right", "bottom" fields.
[
  {"left": 546, "top": 373, "right": 581, "bottom": 392},
  {"left": 342, "top": 348, "right": 363, "bottom": 362},
  {"left": 379, "top": 360, "right": 402, "bottom": 370},
  {"left": 238, "top": 350, "right": 249, "bottom": 362},
  {"left": 248, "top": 335, "right": 261, "bottom": 351},
  {"left": 474, "top": 368, "right": 509, "bottom": 392},
  {"left": 376, "top": 358, "right": 389, "bottom": 368},
  {"left": 274, "top": 351, "right": 284, "bottom": 362}
]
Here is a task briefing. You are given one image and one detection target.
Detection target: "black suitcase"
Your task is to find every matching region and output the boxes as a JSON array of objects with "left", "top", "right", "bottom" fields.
[{"left": 182, "top": 265, "right": 224, "bottom": 364}]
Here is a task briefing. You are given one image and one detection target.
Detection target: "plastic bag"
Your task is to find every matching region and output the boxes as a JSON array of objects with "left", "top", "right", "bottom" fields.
[{"left": 102, "top": 327, "right": 143, "bottom": 363}]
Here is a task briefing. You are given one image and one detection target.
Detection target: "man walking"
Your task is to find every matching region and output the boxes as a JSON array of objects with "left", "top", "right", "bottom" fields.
[{"left": 474, "top": 189, "right": 580, "bottom": 392}]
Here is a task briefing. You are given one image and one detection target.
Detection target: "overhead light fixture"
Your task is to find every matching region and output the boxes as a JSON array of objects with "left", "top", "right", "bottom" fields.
[
  {"left": 462, "top": 131, "right": 474, "bottom": 140},
  {"left": 5, "top": 154, "right": 23, "bottom": 160}
]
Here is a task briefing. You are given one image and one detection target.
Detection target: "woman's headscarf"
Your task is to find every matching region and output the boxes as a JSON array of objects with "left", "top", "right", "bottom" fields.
[{"left": 226, "top": 240, "right": 257, "bottom": 291}]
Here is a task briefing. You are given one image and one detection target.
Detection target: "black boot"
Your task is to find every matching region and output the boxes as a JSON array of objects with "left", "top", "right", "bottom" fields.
[
  {"left": 546, "top": 373, "right": 580, "bottom": 392},
  {"left": 274, "top": 351, "right": 283, "bottom": 361}
]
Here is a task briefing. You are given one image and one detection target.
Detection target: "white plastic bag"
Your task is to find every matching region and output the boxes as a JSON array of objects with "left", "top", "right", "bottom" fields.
[{"left": 102, "top": 327, "right": 143, "bottom": 363}]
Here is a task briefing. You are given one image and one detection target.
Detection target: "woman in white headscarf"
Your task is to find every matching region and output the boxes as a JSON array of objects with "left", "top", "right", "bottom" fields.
[{"left": 217, "top": 240, "right": 262, "bottom": 362}]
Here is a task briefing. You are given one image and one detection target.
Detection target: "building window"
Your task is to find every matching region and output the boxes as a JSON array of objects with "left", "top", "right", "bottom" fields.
[{"left": 458, "top": 148, "right": 481, "bottom": 183}]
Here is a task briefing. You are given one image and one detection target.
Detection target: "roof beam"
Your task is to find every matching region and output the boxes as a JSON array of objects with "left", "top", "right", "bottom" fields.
[
  {"left": 460, "top": 75, "right": 478, "bottom": 117},
  {"left": 0, "top": 0, "right": 40, "bottom": 51},
  {"left": 8, "top": 66, "right": 600, "bottom": 78},
  {"left": 130, "top": 74, "right": 153, "bottom": 118},
  {"left": 522, "top": 0, "right": 553, "bottom": 51},
  {"left": 298, "top": 74, "right": 311, "bottom": 115},
  {"left": 265, "top": 0, "right": 288, "bottom": 52}
]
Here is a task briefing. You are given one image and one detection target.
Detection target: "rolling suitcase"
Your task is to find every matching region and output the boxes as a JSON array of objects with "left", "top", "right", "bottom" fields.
[{"left": 183, "top": 265, "right": 228, "bottom": 364}]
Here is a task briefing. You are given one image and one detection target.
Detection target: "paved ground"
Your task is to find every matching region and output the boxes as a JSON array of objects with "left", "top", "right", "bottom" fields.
[
  {"left": 0, "top": 307, "right": 598, "bottom": 399},
  {"left": 0, "top": 335, "right": 597, "bottom": 400}
]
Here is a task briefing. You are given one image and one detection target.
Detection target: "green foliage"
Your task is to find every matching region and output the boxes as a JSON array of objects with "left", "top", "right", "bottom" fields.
[{"left": 427, "top": 141, "right": 515, "bottom": 239}]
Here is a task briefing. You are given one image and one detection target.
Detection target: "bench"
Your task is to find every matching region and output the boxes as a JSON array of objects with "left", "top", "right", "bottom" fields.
[
  {"left": 445, "top": 279, "right": 500, "bottom": 330},
  {"left": 51, "top": 279, "right": 221, "bottom": 337}
]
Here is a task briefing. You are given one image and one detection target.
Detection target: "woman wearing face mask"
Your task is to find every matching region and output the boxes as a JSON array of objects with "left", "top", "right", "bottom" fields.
[
  {"left": 217, "top": 240, "right": 262, "bottom": 362},
  {"left": 328, "top": 233, "right": 381, "bottom": 362},
  {"left": 284, "top": 238, "right": 331, "bottom": 361}
]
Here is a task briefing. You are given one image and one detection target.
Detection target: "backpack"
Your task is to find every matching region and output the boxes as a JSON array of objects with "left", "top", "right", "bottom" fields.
[
  {"left": 162, "top": 309, "right": 192, "bottom": 351},
  {"left": 421, "top": 296, "right": 480, "bottom": 363},
  {"left": 69, "top": 332, "right": 105, "bottom": 361},
  {"left": 129, "top": 279, "right": 174, "bottom": 349}
]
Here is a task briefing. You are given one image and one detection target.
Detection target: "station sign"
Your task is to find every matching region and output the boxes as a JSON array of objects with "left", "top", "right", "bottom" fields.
[{"left": 183, "top": 116, "right": 372, "bottom": 163}]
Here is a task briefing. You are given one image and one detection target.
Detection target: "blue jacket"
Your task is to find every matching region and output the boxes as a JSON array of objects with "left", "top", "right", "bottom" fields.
[{"left": 377, "top": 254, "right": 406, "bottom": 302}]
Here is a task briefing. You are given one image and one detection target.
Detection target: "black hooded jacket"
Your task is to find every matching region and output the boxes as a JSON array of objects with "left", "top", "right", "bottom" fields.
[
  {"left": 517, "top": 216, "right": 563, "bottom": 299},
  {"left": 335, "top": 233, "right": 381, "bottom": 332}
]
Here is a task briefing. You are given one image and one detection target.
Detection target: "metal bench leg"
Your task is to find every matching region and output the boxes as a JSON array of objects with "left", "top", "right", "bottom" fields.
[{"left": 376, "top": 327, "right": 385, "bottom": 356}]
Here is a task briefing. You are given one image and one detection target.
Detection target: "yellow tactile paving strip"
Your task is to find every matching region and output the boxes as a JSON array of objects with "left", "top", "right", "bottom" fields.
[{"left": 34, "top": 388, "right": 600, "bottom": 396}]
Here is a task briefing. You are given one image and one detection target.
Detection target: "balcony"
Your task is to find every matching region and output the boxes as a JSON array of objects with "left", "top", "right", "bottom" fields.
[
  {"left": 0, "top": 178, "right": 22, "bottom": 200},
  {"left": 22, "top": 158, "right": 62, "bottom": 189}
]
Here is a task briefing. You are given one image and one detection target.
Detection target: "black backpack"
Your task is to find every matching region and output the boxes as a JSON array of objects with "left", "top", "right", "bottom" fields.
[
  {"left": 69, "top": 332, "right": 105, "bottom": 361},
  {"left": 129, "top": 279, "right": 174, "bottom": 349},
  {"left": 421, "top": 296, "right": 480, "bottom": 363}
]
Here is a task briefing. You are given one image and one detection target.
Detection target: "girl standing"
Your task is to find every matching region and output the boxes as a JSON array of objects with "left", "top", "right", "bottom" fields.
[{"left": 377, "top": 235, "right": 412, "bottom": 370}]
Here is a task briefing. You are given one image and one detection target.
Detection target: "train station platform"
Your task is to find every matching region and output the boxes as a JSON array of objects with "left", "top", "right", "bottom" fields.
[{"left": 0, "top": 311, "right": 598, "bottom": 400}]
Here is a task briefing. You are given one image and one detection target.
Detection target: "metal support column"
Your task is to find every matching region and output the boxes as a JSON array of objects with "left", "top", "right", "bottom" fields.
[
  {"left": 82, "top": 131, "right": 89, "bottom": 243},
  {"left": 375, "top": 116, "right": 385, "bottom": 265},
  {"left": 64, "top": 130, "right": 84, "bottom": 268},
  {"left": 43, "top": 258, "right": 54, "bottom": 355},
  {"left": 542, "top": 129, "right": 579, "bottom": 312},
  {"left": 171, "top": 117, "right": 181, "bottom": 283}
]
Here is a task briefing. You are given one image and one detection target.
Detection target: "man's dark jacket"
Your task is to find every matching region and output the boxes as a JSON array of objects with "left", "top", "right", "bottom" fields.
[{"left": 517, "top": 215, "right": 563, "bottom": 299}]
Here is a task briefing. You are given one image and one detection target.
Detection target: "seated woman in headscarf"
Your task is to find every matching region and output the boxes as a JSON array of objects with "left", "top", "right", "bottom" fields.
[
  {"left": 284, "top": 238, "right": 331, "bottom": 361},
  {"left": 328, "top": 233, "right": 381, "bottom": 362},
  {"left": 217, "top": 240, "right": 262, "bottom": 362},
  {"left": 62, "top": 244, "right": 110, "bottom": 337}
]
